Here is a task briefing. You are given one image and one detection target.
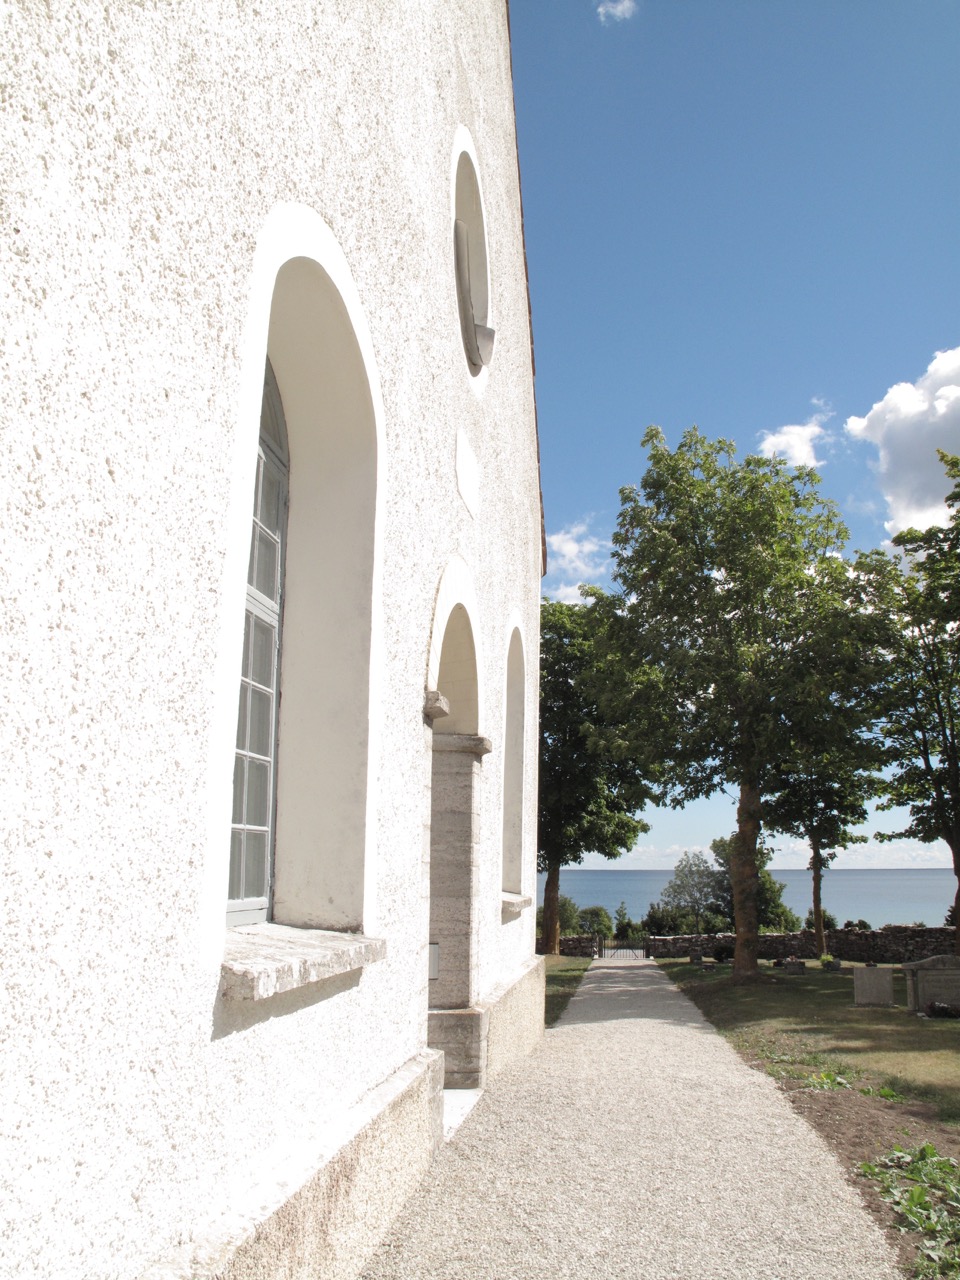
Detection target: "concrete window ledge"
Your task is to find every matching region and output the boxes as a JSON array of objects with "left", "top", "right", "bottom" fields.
[
  {"left": 221, "top": 923, "right": 386, "bottom": 1001},
  {"left": 501, "top": 892, "right": 533, "bottom": 920}
]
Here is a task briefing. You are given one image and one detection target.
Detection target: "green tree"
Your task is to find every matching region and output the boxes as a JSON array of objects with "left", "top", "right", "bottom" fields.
[
  {"left": 536, "top": 894, "right": 581, "bottom": 937},
  {"left": 614, "top": 900, "right": 645, "bottom": 941},
  {"left": 803, "top": 907, "right": 838, "bottom": 933},
  {"left": 599, "top": 427, "right": 853, "bottom": 975},
  {"left": 860, "top": 452, "right": 960, "bottom": 953},
  {"left": 709, "top": 836, "right": 801, "bottom": 932},
  {"left": 764, "top": 758, "right": 879, "bottom": 956},
  {"left": 659, "top": 851, "right": 721, "bottom": 933},
  {"left": 641, "top": 899, "right": 728, "bottom": 936},
  {"left": 538, "top": 600, "right": 649, "bottom": 955},
  {"left": 578, "top": 905, "right": 614, "bottom": 937}
]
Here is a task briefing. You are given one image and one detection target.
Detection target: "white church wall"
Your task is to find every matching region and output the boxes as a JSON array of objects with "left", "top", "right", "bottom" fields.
[{"left": 1, "top": 2, "right": 542, "bottom": 1276}]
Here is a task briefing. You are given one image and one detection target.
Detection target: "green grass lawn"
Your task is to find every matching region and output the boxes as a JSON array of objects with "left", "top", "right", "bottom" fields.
[
  {"left": 657, "top": 959, "right": 960, "bottom": 1122},
  {"left": 543, "top": 955, "right": 592, "bottom": 1027}
]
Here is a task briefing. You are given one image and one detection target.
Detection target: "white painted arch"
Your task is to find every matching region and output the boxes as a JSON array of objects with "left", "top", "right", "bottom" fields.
[
  {"left": 209, "top": 203, "right": 387, "bottom": 934},
  {"left": 427, "top": 556, "right": 484, "bottom": 737}
]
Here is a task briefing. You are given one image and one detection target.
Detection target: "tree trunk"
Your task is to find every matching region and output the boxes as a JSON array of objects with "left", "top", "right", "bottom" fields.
[
  {"left": 542, "top": 861, "right": 561, "bottom": 956},
  {"left": 731, "top": 779, "right": 762, "bottom": 978},
  {"left": 811, "top": 841, "right": 826, "bottom": 957},
  {"left": 950, "top": 838, "right": 960, "bottom": 957}
]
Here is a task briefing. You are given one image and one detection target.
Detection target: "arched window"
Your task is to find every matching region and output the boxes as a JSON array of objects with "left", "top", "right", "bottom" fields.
[{"left": 227, "top": 360, "right": 289, "bottom": 925}]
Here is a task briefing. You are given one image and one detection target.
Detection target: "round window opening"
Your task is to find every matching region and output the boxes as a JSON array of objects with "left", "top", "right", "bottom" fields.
[{"left": 454, "top": 151, "right": 495, "bottom": 375}]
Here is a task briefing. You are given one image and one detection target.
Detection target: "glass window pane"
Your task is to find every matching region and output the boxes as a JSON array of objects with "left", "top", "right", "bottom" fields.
[
  {"left": 251, "top": 616, "right": 274, "bottom": 688},
  {"left": 261, "top": 464, "right": 282, "bottom": 536},
  {"left": 245, "top": 759, "right": 270, "bottom": 827},
  {"left": 253, "top": 455, "right": 263, "bottom": 520},
  {"left": 228, "top": 830, "right": 243, "bottom": 899},
  {"left": 247, "top": 526, "right": 256, "bottom": 588},
  {"left": 248, "top": 686, "right": 272, "bottom": 758},
  {"left": 242, "top": 611, "right": 252, "bottom": 678},
  {"left": 232, "top": 756, "right": 245, "bottom": 824},
  {"left": 254, "top": 533, "right": 278, "bottom": 601},
  {"left": 235, "top": 685, "right": 248, "bottom": 750},
  {"left": 244, "top": 832, "right": 268, "bottom": 899}
]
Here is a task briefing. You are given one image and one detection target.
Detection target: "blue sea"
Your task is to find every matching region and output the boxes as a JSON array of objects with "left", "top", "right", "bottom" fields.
[{"left": 536, "top": 868, "right": 957, "bottom": 930}]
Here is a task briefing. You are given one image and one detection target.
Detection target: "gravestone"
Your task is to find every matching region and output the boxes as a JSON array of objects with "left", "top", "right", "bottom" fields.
[
  {"left": 854, "top": 966, "right": 894, "bottom": 1006},
  {"left": 901, "top": 955, "right": 960, "bottom": 1012}
]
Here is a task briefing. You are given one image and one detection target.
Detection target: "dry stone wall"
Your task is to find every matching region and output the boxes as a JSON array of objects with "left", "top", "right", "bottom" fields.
[
  {"left": 646, "top": 927, "right": 956, "bottom": 964},
  {"left": 535, "top": 935, "right": 598, "bottom": 958}
]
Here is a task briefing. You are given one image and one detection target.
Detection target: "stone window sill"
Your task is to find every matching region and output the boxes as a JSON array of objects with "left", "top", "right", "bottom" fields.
[
  {"left": 501, "top": 892, "right": 533, "bottom": 920},
  {"left": 221, "top": 922, "right": 386, "bottom": 1001}
]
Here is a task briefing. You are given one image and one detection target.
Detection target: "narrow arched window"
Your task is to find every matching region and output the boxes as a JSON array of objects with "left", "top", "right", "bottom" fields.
[{"left": 227, "top": 359, "right": 289, "bottom": 925}]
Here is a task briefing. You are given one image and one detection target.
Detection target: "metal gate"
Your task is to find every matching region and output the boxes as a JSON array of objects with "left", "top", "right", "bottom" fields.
[{"left": 600, "top": 938, "right": 647, "bottom": 959}]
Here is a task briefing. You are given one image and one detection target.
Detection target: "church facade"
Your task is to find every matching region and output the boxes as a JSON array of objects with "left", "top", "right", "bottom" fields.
[{"left": 0, "top": 3, "right": 544, "bottom": 1276}]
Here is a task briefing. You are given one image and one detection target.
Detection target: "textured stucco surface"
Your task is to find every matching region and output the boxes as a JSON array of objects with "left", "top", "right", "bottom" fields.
[
  {"left": 0, "top": 2, "right": 542, "bottom": 1275},
  {"left": 484, "top": 955, "right": 546, "bottom": 1080}
]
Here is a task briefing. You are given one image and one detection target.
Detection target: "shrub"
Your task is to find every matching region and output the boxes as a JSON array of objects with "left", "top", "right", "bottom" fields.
[
  {"left": 536, "top": 894, "right": 582, "bottom": 936},
  {"left": 802, "top": 908, "right": 838, "bottom": 931},
  {"left": 842, "top": 918, "right": 872, "bottom": 930},
  {"left": 578, "top": 905, "right": 614, "bottom": 938},
  {"left": 615, "top": 901, "right": 646, "bottom": 941}
]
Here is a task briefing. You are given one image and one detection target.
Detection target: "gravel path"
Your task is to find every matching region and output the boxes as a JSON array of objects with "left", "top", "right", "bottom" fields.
[{"left": 361, "top": 957, "right": 902, "bottom": 1280}]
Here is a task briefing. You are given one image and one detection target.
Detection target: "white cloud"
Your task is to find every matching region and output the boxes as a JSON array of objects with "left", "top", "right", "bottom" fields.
[
  {"left": 845, "top": 346, "right": 960, "bottom": 536},
  {"left": 542, "top": 520, "right": 611, "bottom": 602},
  {"left": 596, "top": 0, "right": 637, "bottom": 24},
  {"left": 758, "top": 401, "right": 833, "bottom": 468}
]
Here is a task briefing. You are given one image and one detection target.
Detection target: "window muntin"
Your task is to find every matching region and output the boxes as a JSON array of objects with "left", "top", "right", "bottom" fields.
[{"left": 228, "top": 363, "right": 288, "bottom": 926}]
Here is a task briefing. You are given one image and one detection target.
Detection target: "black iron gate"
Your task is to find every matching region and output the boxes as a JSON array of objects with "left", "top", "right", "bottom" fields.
[{"left": 599, "top": 938, "right": 647, "bottom": 959}]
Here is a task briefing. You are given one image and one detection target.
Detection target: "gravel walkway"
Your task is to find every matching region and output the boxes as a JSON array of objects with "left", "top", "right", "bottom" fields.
[{"left": 361, "top": 957, "right": 902, "bottom": 1280}]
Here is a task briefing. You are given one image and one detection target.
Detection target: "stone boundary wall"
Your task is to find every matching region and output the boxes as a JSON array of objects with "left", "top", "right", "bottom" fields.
[
  {"left": 535, "top": 935, "right": 598, "bottom": 958},
  {"left": 646, "top": 927, "right": 956, "bottom": 964}
]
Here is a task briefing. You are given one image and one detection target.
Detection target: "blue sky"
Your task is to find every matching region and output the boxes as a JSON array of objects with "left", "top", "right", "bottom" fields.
[{"left": 508, "top": 0, "right": 960, "bottom": 869}]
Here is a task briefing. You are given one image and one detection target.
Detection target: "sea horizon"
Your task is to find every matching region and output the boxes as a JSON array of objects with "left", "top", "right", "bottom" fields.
[{"left": 536, "top": 866, "right": 956, "bottom": 931}]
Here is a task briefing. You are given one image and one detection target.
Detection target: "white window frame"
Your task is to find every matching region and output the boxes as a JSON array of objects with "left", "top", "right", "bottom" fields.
[{"left": 227, "top": 362, "right": 288, "bottom": 927}]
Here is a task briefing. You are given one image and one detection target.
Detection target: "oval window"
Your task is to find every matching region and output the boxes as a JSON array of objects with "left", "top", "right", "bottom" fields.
[{"left": 454, "top": 151, "right": 495, "bottom": 375}]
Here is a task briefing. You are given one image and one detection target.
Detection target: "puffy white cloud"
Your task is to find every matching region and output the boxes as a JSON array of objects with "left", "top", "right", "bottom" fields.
[
  {"left": 596, "top": 0, "right": 637, "bottom": 24},
  {"left": 758, "top": 422, "right": 827, "bottom": 468},
  {"left": 845, "top": 346, "right": 960, "bottom": 536},
  {"left": 758, "top": 401, "right": 832, "bottom": 468},
  {"left": 542, "top": 520, "right": 611, "bottom": 602}
]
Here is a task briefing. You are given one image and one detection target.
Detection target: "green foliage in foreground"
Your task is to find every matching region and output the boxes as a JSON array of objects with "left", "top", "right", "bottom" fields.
[
  {"left": 543, "top": 956, "right": 592, "bottom": 1027},
  {"left": 860, "top": 1145, "right": 960, "bottom": 1277}
]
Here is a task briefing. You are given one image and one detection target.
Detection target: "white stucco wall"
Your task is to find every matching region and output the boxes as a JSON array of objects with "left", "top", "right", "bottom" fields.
[{"left": 1, "top": 2, "right": 541, "bottom": 1276}]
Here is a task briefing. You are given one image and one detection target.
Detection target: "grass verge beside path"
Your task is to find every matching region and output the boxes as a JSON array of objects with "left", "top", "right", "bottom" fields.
[
  {"left": 657, "top": 959, "right": 960, "bottom": 1120},
  {"left": 543, "top": 955, "right": 592, "bottom": 1027}
]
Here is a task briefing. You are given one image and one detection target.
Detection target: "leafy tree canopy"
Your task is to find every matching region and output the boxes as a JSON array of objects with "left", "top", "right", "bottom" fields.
[
  {"left": 658, "top": 851, "right": 720, "bottom": 933},
  {"left": 578, "top": 905, "right": 614, "bottom": 938},
  {"left": 857, "top": 452, "right": 960, "bottom": 950},
  {"left": 537, "top": 599, "right": 650, "bottom": 953},
  {"left": 597, "top": 426, "right": 853, "bottom": 974},
  {"left": 536, "top": 894, "right": 581, "bottom": 937}
]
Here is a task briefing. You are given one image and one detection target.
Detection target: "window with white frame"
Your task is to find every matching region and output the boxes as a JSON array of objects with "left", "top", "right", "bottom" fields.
[{"left": 227, "top": 360, "right": 288, "bottom": 926}]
